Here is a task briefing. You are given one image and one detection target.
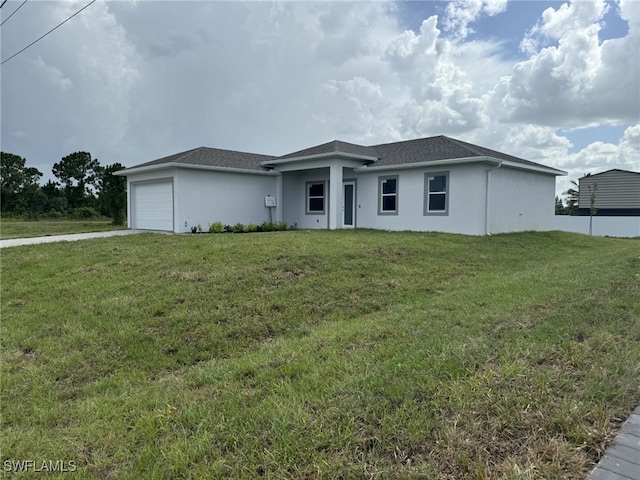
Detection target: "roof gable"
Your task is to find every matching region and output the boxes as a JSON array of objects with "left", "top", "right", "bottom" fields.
[{"left": 276, "top": 140, "right": 379, "bottom": 161}]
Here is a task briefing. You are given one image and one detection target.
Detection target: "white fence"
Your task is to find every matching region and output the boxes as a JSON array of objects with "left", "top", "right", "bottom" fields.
[{"left": 555, "top": 216, "right": 640, "bottom": 238}]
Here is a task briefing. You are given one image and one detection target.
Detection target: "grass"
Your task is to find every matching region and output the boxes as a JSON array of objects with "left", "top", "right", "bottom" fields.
[
  {"left": 1, "top": 230, "right": 639, "bottom": 479},
  {"left": 0, "top": 218, "right": 125, "bottom": 239}
]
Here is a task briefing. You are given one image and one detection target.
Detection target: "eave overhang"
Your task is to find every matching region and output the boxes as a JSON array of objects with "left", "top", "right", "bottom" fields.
[
  {"left": 262, "top": 151, "right": 378, "bottom": 167},
  {"left": 354, "top": 156, "right": 566, "bottom": 176},
  {"left": 114, "top": 162, "right": 279, "bottom": 177}
]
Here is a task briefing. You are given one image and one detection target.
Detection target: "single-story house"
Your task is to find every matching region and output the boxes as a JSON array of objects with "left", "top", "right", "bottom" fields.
[
  {"left": 577, "top": 169, "right": 640, "bottom": 216},
  {"left": 116, "top": 135, "right": 566, "bottom": 236}
]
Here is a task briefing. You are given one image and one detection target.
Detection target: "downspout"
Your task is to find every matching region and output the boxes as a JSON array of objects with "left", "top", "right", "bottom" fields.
[{"left": 485, "top": 162, "right": 502, "bottom": 235}]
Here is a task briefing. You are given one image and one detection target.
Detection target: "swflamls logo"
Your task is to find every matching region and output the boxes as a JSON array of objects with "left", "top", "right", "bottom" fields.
[{"left": 3, "top": 460, "right": 77, "bottom": 473}]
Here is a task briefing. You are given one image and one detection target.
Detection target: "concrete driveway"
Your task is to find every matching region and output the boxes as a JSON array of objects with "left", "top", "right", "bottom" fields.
[{"left": 0, "top": 229, "right": 150, "bottom": 248}]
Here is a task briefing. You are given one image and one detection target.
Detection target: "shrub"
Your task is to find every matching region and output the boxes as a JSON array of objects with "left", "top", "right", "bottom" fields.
[
  {"left": 247, "top": 223, "right": 259, "bottom": 233},
  {"left": 111, "top": 209, "right": 126, "bottom": 226},
  {"left": 261, "top": 221, "right": 275, "bottom": 232},
  {"left": 209, "top": 221, "right": 224, "bottom": 233},
  {"left": 276, "top": 221, "right": 288, "bottom": 231},
  {"left": 232, "top": 223, "right": 246, "bottom": 233},
  {"left": 72, "top": 207, "right": 99, "bottom": 219},
  {"left": 47, "top": 211, "right": 65, "bottom": 220}
]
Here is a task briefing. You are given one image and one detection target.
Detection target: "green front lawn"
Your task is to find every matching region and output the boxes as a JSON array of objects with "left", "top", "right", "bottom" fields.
[
  {"left": 0, "top": 218, "right": 126, "bottom": 239},
  {"left": 1, "top": 230, "right": 638, "bottom": 479}
]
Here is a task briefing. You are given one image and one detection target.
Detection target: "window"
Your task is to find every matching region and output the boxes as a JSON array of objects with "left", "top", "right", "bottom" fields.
[
  {"left": 306, "top": 181, "right": 325, "bottom": 214},
  {"left": 425, "top": 172, "right": 449, "bottom": 215},
  {"left": 378, "top": 176, "right": 398, "bottom": 215}
]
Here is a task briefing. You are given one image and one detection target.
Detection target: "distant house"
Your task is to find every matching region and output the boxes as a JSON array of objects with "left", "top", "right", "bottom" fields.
[
  {"left": 116, "top": 135, "right": 566, "bottom": 235},
  {"left": 577, "top": 169, "right": 640, "bottom": 216}
]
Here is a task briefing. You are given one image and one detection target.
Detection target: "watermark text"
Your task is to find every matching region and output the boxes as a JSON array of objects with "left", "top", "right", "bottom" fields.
[{"left": 3, "top": 460, "right": 77, "bottom": 473}]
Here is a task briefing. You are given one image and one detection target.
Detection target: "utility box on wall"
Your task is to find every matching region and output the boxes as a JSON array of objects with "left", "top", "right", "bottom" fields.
[{"left": 265, "top": 196, "right": 277, "bottom": 207}]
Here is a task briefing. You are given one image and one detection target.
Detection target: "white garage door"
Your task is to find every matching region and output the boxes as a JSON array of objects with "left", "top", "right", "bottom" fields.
[{"left": 132, "top": 181, "right": 174, "bottom": 231}]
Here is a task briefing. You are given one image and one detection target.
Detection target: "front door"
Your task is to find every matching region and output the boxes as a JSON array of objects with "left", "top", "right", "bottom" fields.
[{"left": 343, "top": 181, "right": 355, "bottom": 228}]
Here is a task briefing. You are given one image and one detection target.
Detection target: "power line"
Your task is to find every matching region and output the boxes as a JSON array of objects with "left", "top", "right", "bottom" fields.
[
  {"left": 0, "top": 1, "right": 9, "bottom": 10},
  {"left": 0, "top": 0, "right": 28, "bottom": 27},
  {"left": 1, "top": 0, "right": 96, "bottom": 66}
]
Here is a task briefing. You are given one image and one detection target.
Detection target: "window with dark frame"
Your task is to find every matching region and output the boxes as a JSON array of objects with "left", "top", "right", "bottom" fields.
[
  {"left": 378, "top": 176, "right": 398, "bottom": 215},
  {"left": 425, "top": 172, "right": 449, "bottom": 215},
  {"left": 306, "top": 181, "right": 325, "bottom": 214}
]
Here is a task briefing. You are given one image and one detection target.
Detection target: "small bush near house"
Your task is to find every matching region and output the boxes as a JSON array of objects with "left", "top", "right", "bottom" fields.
[
  {"left": 276, "top": 221, "right": 288, "bottom": 231},
  {"left": 209, "top": 221, "right": 224, "bottom": 233},
  {"left": 231, "top": 223, "right": 246, "bottom": 233},
  {"left": 261, "top": 221, "right": 275, "bottom": 232},
  {"left": 247, "top": 223, "right": 258, "bottom": 233}
]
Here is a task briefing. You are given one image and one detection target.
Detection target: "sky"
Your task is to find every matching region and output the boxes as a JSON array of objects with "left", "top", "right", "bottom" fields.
[{"left": 1, "top": 0, "right": 639, "bottom": 198}]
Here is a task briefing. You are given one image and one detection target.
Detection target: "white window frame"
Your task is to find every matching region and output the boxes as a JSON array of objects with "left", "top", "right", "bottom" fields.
[
  {"left": 424, "top": 171, "right": 449, "bottom": 216},
  {"left": 378, "top": 175, "right": 398, "bottom": 215},
  {"left": 306, "top": 181, "right": 326, "bottom": 214}
]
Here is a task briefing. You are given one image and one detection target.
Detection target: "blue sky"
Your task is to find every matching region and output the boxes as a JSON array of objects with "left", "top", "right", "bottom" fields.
[{"left": 1, "top": 0, "right": 638, "bottom": 197}]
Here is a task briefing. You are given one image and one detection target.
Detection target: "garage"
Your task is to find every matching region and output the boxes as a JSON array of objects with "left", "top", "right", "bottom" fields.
[{"left": 131, "top": 180, "right": 174, "bottom": 231}]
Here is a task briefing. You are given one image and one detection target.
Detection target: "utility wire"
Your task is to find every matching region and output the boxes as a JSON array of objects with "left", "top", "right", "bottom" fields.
[
  {"left": 1, "top": 0, "right": 95, "bottom": 66},
  {"left": 0, "top": 0, "right": 28, "bottom": 27}
]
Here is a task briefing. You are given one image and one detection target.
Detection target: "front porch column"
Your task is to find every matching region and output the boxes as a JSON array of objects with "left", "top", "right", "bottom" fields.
[{"left": 328, "top": 162, "right": 342, "bottom": 230}]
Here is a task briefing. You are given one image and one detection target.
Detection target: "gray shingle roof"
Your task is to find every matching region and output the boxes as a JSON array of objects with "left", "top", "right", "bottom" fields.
[
  {"left": 131, "top": 146, "right": 277, "bottom": 172},
  {"left": 274, "top": 135, "right": 560, "bottom": 171},
  {"left": 125, "top": 135, "right": 562, "bottom": 174},
  {"left": 276, "top": 140, "right": 379, "bottom": 160},
  {"left": 370, "top": 135, "right": 552, "bottom": 169}
]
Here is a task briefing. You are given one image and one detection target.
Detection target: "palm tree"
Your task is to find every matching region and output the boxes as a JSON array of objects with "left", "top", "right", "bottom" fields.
[{"left": 563, "top": 180, "right": 579, "bottom": 215}]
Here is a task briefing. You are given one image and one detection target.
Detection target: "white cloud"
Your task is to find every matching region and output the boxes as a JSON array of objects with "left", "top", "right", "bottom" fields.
[
  {"left": 443, "top": 0, "right": 508, "bottom": 39},
  {"left": 384, "top": 16, "right": 440, "bottom": 71},
  {"left": 521, "top": 0, "right": 609, "bottom": 53},
  {"left": 315, "top": 77, "right": 399, "bottom": 143},
  {"left": 566, "top": 124, "right": 640, "bottom": 170},
  {"left": 381, "top": 16, "right": 491, "bottom": 137},
  {"left": 0, "top": 0, "right": 636, "bottom": 195},
  {"left": 501, "top": 0, "right": 639, "bottom": 127},
  {"left": 32, "top": 56, "right": 73, "bottom": 90}
]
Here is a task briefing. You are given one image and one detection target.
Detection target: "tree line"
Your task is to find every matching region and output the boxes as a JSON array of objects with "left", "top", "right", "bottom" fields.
[{"left": 0, "top": 151, "right": 127, "bottom": 225}]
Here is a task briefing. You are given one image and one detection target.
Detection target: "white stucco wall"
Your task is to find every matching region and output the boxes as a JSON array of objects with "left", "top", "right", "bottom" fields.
[
  {"left": 125, "top": 161, "right": 559, "bottom": 235},
  {"left": 354, "top": 164, "right": 488, "bottom": 235},
  {"left": 487, "top": 168, "right": 556, "bottom": 234},
  {"left": 555, "top": 216, "right": 640, "bottom": 237},
  {"left": 281, "top": 169, "right": 330, "bottom": 229},
  {"left": 175, "top": 169, "right": 279, "bottom": 232}
]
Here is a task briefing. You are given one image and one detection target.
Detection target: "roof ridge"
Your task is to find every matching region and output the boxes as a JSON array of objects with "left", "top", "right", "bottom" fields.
[
  {"left": 581, "top": 168, "right": 640, "bottom": 177},
  {"left": 443, "top": 136, "right": 486, "bottom": 157},
  {"left": 370, "top": 134, "right": 445, "bottom": 149}
]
